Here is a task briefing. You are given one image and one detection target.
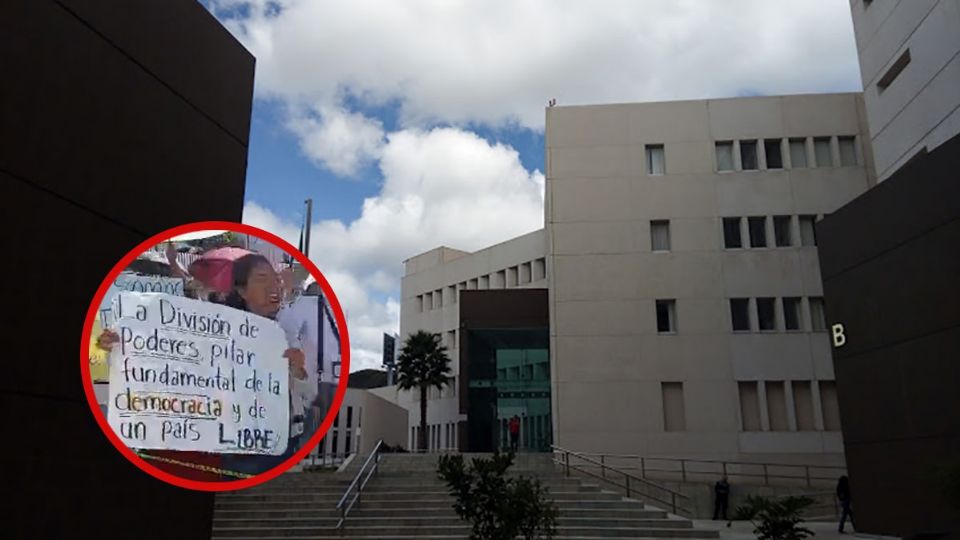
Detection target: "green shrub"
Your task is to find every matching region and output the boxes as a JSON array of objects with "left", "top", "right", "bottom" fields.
[{"left": 734, "top": 495, "right": 816, "bottom": 540}]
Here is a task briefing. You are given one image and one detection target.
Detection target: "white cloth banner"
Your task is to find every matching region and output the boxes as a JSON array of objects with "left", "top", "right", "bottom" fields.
[
  {"left": 107, "top": 292, "right": 290, "bottom": 455},
  {"left": 100, "top": 273, "right": 184, "bottom": 325}
]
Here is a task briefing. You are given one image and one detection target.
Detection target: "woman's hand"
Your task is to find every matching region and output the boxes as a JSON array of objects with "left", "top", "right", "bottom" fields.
[
  {"left": 97, "top": 329, "right": 120, "bottom": 351},
  {"left": 284, "top": 348, "right": 307, "bottom": 380}
]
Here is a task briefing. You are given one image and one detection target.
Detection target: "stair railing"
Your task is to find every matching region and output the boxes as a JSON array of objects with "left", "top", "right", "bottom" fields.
[
  {"left": 335, "top": 439, "right": 383, "bottom": 533},
  {"left": 552, "top": 445, "right": 692, "bottom": 517}
]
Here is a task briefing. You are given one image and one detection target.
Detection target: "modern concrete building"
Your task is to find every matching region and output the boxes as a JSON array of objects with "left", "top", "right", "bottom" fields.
[
  {"left": 849, "top": 0, "right": 960, "bottom": 181},
  {"left": 393, "top": 93, "right": 876, "bottom": 466}
]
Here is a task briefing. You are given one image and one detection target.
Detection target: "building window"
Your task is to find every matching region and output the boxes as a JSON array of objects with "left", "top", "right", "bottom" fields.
[
  {"left": 656, "top": 299, "right": 676, "bottom": 334},
  {"left": 416, "top": 295, "right": 424, "bottom": 312},
  {"left": 447, "top": 330, "right": 456, "bottom": 351},
  {"left": 723, "top": 217, "right": 743, "bottom": 249},
  {"left": 661, "top": 382, "right": 686, "bottom": 432},
  {"left": 345, "top": 430, "right": 352, "bottom": 454},
  {"left": 519, "top": 263, "right": 532, "bottom": 285},
  {"left": 819, "top": 380, "right": 842, "bottom": 431},
  {"left": 748, "top": 216, "right": 767, "bottom": 248},
  {"left": 838, "top": 136, "right": 857, "bottom": 166},
  {"left": 766, "top": 381, "right": 789, "bottom": 431},
  {"left": 814, "top": 137, "right": 832, "bottom": 167},
  {"left": 764, "top": 139, "right": 783, "bottom": 169},
  {"left": 799, "top": 215, "right": 817, "bottom": 246},
  {"left": 738, "top": 381, "right": 762, "bottom": 431},
  {"left": 479, "top": 275, "right": 489, "bottom": 289},
  {"left": 793, "top": 381, "right": 816, "bottom": 431},
  {"left": 783, "top": 297, "right": 802, "bottom": 331},
  {"left": 646, "top": 144, "right": 665, "bottom": 175},
  {"left": 809, "top": 297, "right": 827, "bottom": 331},
  {"left": 650, "top": 220, "right": 671, "bottom": 252},
  {"left": 494, "top": 270, "right": 506, "bottom": 289},
  {"left": 773, "top": 216, "right": 792, "bottom": 247},
  {"left": 346, "top": 406, "right": 353, "bottom": 428},
  {"left": 449, "top": 285, "right": 458, "bottom": 304},
  {"left": 757, "top": 297, "right": 776, "bottom": 331},
  {"left": 467, "top": 278, "right": 478, "bottom": 290},
  {"left": 730, "top": 298, "right": 751, "bottom": 332},
  {"left": 334, "top": 410, "right": 340, "bottom": 427},
  {"left": 411, "top": 427, "right": 416, "bottom": 449},
  {"left": 789, "top": 138, "right": 808, "bottom": 168},
  {"left": 533, "top": 258, "right": 546, "bottom": 281},
  {"left": 740, "top": 140, "right": 759, "bottom": 170},
  {"left": 877, "top": 49, "right": 911, "bottom": 92},
  {"left": 507, "top": 266, "right": 518, "bottom": 287},
  {"left": 716, "top": 141, "right": 734, "bottom": 171}
]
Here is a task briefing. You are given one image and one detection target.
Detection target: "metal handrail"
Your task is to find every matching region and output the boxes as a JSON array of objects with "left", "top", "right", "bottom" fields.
[
  {"left": 552, "top": 445, "right": 691, "bottom": 516},
  {"left": 335, "top": 440, "right": 383, "bottom": 532},
  {"left": 568, "top": 451, "right": 846, "bottom": 487}
]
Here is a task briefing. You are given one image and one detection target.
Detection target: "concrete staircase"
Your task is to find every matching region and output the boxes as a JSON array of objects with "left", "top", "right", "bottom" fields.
[{"left": 212, "top": 453, "right": 720, "bottom": 539}]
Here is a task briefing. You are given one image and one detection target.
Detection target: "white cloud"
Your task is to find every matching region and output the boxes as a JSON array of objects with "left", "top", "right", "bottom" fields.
[
  {"left": 243, "top": 127, "right": 544, "bottom": 371},
  {"left": 286, "top": 105, "right": 384, "bottom": 176},
  {"left": 212, "top": 0, "right": 861, "bottom": 131}
]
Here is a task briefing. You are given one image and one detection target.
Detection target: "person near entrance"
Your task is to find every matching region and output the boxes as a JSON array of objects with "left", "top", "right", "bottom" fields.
[
  {"left": 508, "top": 415, "right": 521, "bottom": 452},
  {"left": 837, "top": 475, "right": 855, "bottom": 533},
  {"left": 713, "top": 476, "right": 730, "bottom": 521}
]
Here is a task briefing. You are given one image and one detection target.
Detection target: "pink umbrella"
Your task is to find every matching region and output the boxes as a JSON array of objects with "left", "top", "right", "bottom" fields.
[{"left": 187, "top": 246, "right": 253, "bottom": 293}]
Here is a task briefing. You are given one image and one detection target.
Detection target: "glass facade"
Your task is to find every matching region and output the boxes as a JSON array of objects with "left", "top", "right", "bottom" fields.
[{"left": 466, "top": 328, "right": 551, "bottom": 452}]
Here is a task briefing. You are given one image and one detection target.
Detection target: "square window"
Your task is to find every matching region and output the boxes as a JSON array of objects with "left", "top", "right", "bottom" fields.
[
  {"left": 799, "top": 215, "right": 817, "bottom": 246},
  {"left": 646, "top": 144, "right": 665, "bottom": 175},
  {"left": 656, "top": 299, "right": 676, "bottom": 333},
  {"left": 716, "top": 141, "right": 734, "bottom": 171},
  {"left": 814, "top": 137, "right": 832, "bottom": 167},
  {"left": 748, "top": 216, "right": 767, "bottom": 248},
  {"left": 740, "top": 140, "right": 758, "bottom": 170},
  {"left": 839, "top": 136, "right": 857, "bottom": 166},
  {"left": 723, "top": 217, "right": 743, "bottom": 249},
  {"left": 764, "top": 139, "right": 783, "bottom": 169},
  {"left": 810, "top": 297, "right": 827, "bottom": 331},
  {"left": 757, "top": 297, "right": 776, "bottom": 331},
  {"left": 783, "top": 297, "right": 802, "bottom": 331},
  {"left": 650, "top": 220, "right": 671, "bottom": 251},
  {"left": 773, "top": 216, "right": 792, "bottom": 247},
  {"left": 789, "top": 138, "right": 808, "bottom": 168},
  {"left": 730, "top": 298, "right": 750, "bottom": 332}
]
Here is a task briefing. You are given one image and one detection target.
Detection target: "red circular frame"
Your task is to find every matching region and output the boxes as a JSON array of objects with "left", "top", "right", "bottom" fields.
[{"left": 79, "top": 221, "right": 350, "bottom": 491}]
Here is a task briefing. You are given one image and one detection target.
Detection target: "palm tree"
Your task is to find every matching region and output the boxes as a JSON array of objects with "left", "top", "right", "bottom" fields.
[{"left": 397, "top": 330, "right": 452, "bottom": 451}]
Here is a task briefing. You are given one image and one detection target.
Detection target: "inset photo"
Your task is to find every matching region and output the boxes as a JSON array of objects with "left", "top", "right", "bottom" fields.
[{"left": 81, "top": 222, "right": 349, "bottom": 490}]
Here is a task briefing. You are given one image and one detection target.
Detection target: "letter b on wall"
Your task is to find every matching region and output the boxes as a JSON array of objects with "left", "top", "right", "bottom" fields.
[{"left": 831, "top": 323, "right": 846, "bottom": 348}]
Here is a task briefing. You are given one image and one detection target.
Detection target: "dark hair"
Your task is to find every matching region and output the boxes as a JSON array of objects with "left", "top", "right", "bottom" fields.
[{"left": 223, "top": 254, "right": 272, "bottom": 312}]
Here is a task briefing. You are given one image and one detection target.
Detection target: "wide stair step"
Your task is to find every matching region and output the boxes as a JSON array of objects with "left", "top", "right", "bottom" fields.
[{"left": 212, "top": 453, "right": 718, "bottom": 539}]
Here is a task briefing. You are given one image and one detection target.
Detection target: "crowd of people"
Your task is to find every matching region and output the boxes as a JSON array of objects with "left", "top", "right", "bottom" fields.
[{"left": 90, "top": 234, "right": 330, "bottom": 481}]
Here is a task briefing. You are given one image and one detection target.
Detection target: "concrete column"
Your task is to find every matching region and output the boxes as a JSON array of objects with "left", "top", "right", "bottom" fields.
[
  {"left": 740, "top": 217, "right": 750, "bottom": 252},
  {"left": 780, "top": 138, "right": 790, "bottom": 169},
  {"left": 805, "top": 137, "right": 816, "bottom": 168},
  {"left": 733, "top": 140, "right": 743, "bottom": 171},
  {"left": 758, "top": 138, "right": 768, "bottom": 170},
  {"left": 785, "top": 380, "right": 798, "bottom": 431},
  {"left": 811, "top": 378, "right": 826, "bottom": 431},
  {"left": 758, "top": 380, "right": 771, "bottom": 432},
  {"left": 830, "top": 136, "right": 841, "bottom": 168},
  {"left": 765, "top": 216, "right": 776, "bottom": 250}
]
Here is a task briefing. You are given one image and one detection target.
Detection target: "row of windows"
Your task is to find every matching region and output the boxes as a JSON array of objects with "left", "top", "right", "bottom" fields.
[
  {"left": 730, "top": 297, "right": 826, "bottom": 333},
  {"left": 649, "top": 214, "right": 822, "bottom": 252},
  {"left": 413, "top": 376, "right": 457, "bottom": 401},
  {"left": 661, "top": 380, "right": 841, "bottom": 433},
  {"left": 316, "top": 405, "right": 362, "bottom": 456},
  {"left": 641, "top": 135, "right": 859, "bottom": 176},
  {"left": 654, "top": 297, "right": 827, "bottom": 334},
  {"left": 412, "top": 422, "right": 459, "bottom": 451},
  {"left": 416, "top": 257, "right": 547, "bottom": 312}
]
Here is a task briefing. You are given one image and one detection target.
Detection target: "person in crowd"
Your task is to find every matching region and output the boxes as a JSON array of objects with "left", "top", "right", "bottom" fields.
[
  {"left": 509, "top": 415, "right": 521, "bottom": 452},
  {"left": 713, "top": 476, "right": 731, "bottom": 522},
  {"left": 837, "top": 475, "right": 855, "bottom": 533}
]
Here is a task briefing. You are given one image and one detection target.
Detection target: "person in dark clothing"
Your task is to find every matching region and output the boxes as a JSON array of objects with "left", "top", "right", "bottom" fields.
[
  {"left": 837, "top": 475, "right": 855, "bottom": 533},
  {"left": 713, "top": 476, "right": 731, "bottom": 521},
  {"left": 508, "top": 415, "right": 521, "bottom": 452}
]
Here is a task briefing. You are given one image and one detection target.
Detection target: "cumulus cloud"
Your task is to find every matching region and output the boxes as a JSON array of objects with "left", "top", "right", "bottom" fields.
[
  {"left": 286, "top": 105, "right": 384, "bottom": 177},
  {"left": 243, "top": 127, "right": 545, "bottom": 370},
  {"left": 211, "top": 0, "right": 861, "bottom": 131}
]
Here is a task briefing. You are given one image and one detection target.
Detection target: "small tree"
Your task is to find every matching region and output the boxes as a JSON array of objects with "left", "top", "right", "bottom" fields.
[
  {"left": 734, "top": 495, "right": 816, "bottom": 540},
  {"left": 438, "top": 452, "right": 558, "bottom": 540},
  {"left": 396, "top": 330, "right": 452, "bottom": 451}
]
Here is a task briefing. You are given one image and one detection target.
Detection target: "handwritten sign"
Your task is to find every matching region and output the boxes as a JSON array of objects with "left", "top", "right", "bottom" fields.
[
  {"left": 100, "top": 273, "right": 184, "bottom": 325},
  {"left": 107, "top": 292, "right": 290, "bottom": 455}
]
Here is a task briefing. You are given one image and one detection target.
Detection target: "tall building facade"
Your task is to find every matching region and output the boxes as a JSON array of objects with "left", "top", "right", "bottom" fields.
[
  {"left": 849, "top": 0, "right": 960, "bottom": 181},
  {"left": 393, "top": 93, "right": 875, "bottom": 465},
  {"left": 546, "top": 94, "right": 873, "bottom": 463}
]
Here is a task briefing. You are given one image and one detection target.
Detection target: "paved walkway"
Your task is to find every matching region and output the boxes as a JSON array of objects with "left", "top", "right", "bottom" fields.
[{"left": 691, "top": 519, "right": 897, "bottom": 540}]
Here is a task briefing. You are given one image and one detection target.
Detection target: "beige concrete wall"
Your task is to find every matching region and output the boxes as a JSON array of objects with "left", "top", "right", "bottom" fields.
[
  {"left": 546, "top": 93, "right": 871, "bottom": 463},
  {"left": 850, "top": 0, "right": 960, "bottom": 180},
  {"left": 314, "top": 388, "right": 409, "bottom": 456}
]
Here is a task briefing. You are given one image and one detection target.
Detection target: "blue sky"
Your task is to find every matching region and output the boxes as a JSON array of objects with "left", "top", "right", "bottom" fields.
[{"left": 207, "top": 0, "right": 862, "bottom": 370}]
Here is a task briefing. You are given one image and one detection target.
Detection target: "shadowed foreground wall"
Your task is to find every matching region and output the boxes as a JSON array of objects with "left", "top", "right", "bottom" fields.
[
  {"left": 817, "top": 134, "right": 960, "bottom": 537},
  {"left": 0, "top": 1, "right": 254, "bottom": 537}
]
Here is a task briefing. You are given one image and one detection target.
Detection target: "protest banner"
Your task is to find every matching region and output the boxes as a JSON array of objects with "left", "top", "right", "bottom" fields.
[
  {"left": 107, "top": 292, "right": 290, "bottom": 455},
  {"left": 99, "top": 272, "right": 184, "bottom": 325}
]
